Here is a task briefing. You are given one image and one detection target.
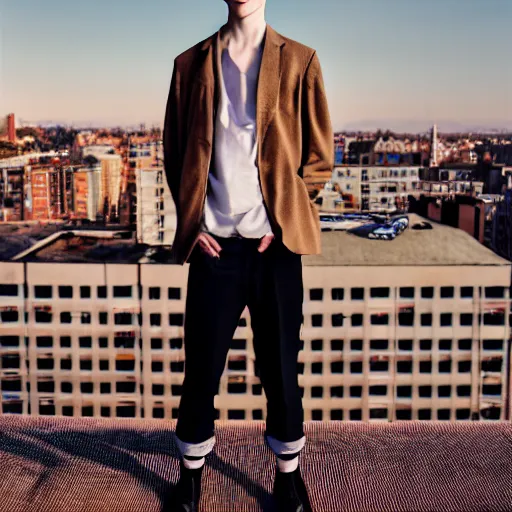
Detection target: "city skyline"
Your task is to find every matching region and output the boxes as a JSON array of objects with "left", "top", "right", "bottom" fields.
[{"left": 2, "top": 0, "right": 512, "bottom": 132}]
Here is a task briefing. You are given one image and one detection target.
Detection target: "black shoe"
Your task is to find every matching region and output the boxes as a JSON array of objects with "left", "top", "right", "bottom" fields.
[
  {"left": 273, "top": 466, "right": 305, "bottom": 512},
  {"left": 162, "top": 459, "right": 204, "bottom": 512},
  {"left": 292, "top": 465, "right": 312, "bottom": 512}
]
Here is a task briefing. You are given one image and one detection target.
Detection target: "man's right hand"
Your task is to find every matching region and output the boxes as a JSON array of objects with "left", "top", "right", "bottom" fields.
[{"left": 197, "top": 232, "right": 222, "bottom": 258}]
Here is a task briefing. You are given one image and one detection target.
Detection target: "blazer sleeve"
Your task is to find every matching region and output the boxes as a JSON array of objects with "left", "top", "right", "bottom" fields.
[
  {"left": 163, "top": 58, "right": 182, "bottom": 215},
  {"left": 300, "top": 51, "right": 334, "bottom": 182}
]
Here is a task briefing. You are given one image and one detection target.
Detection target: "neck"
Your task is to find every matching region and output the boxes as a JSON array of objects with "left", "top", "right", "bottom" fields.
[{"left": 225, "top": 7, "right": 266, "bottom": 48}]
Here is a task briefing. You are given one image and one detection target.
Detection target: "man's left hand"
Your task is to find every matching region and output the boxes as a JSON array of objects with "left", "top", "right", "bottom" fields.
[{"left": 258, "top": 232, "right": 275, "bottom": 253}]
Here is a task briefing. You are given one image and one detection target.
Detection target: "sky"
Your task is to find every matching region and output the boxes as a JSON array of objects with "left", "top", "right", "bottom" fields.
[{"left": 1, "top": 0, "right": 511, "bottom": 133}]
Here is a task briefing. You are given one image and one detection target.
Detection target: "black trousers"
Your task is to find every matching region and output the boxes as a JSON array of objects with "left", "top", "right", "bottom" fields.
[{"left": 175, "top": 233, "right": 305, "bottom": 457}]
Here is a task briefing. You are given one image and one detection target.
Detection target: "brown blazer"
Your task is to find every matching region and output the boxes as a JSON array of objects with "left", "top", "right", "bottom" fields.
[{"left": 163, "top": 24, "right": 333, "bottom": 265}]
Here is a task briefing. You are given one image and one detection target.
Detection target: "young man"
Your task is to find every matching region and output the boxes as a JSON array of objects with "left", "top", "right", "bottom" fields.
[{"left": 162, "top": 0, "right": 333, "bottom": 510}]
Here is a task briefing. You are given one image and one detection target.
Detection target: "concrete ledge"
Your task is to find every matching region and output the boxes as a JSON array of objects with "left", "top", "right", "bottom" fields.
[{"left": 0, "top": 416, "right": 511, "bottom": 511}]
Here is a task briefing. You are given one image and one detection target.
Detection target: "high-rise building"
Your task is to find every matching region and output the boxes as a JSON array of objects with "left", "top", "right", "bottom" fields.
[
  {"left": 1, "top": 214, "right": 510, "bottom": 421},
  {"left": 135, "top": 166, "right": 176, "bottom": 245},
  {"left": 7, "top": 113, "right": 16, "bottom": 144}
]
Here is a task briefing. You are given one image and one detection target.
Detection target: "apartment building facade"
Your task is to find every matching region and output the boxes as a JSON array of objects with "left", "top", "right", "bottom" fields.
[
  {"left": 135, "top": 166, "right": 177, "bottom": 245},
  {"left": 332, "top": 165, "right": 421, "bottom": 211},
  {"left": 0, "top": 215, "right": 510, "bottom": 422}
]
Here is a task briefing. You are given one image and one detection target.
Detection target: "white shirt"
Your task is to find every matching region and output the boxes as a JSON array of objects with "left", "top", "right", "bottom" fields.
[{"left": 200, "top": 28, "right": 273, "bottom": 239}]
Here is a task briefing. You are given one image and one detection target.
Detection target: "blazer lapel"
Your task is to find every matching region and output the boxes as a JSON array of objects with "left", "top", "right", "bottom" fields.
[{"left": 257, "top": 24, "right": 285, "bottom": 149}]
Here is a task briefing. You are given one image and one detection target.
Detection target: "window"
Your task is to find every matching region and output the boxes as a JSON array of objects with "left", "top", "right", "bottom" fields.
[
  {"left": 114, "top": 313, "right": 132, "bottom": 325},
  {"left": 331, "top": 361, "right": 343, "bottom": 373},
  {"left": 369, "top": 339, "right": 387, "bottom": 350},
  {"left": 113, "top": 286, "right": 132, "bottom": 298},
  {"left": 4, "top": 310, "right": 21, "bottom": 322},
  {"left": 310, "top": 288, "right": 323, "bottom": 301},
  {"left": 439, "top": 339, "right": 452, "bottom": 350},
  {"left": 331, "top": 313, "right": 343, "bottom": 327},
  {"left": 0, "top": 284, "right": 18, "bottom": 297},
  {"left": 398, "top": 307, "right": 414, "bottom": 326},
  {"left": 168, "top": 288, "right": 181, "bottom": 300},
  {"left": 397, "top": 361, "right": 412, "bottom": 373},
  {"left": 419, "top": 361, "right": 432, "bottom": 373},
  {"left": 168, "top": 338, "right": 182, "bottom": 350},
  {"left": 99, "top": 312, "right": 108, "bottom": 325},
  {"left": 350, "top": 361, "right": 363, "bottom": 373},
  {"left": 228, "top": 383, "right": 246, "bottom": 394},
  {"left": 351, "top": 288, "right": 364, "bottom": 300},
  {"left": 80, "top": 286, "right": 91, "bottom": 299},
  {"left": 0, "top": 336, "right": 20, "bottom": 347},
  {"left": 439, "top": 360, "right": 452, "bottom": 373},
  {"left": 396, "top": 385, "right": 412, "bottom": 398},
  {"left": 483, "top": 311, "right": 505, "bottom": 326},
  {"left": 331, "top": 386, "right": 343, "bottom": 397},
  {"left": 351, "top": 314, "right": 363, "bottom": 326},
  {"left": 421, "top": 287, "right": 434, "bottom": 299},
  {"left": 169, "top": 314, "right": 184, "bottom": 326},
  {"left": 483, "top": 339, "right": 502, "bottom": 351},
  {"left": 331, "top": 339, "right": 343, "bottom": 351},
  {"left": 485, "top": 287, "right": 505, "bottom": 299},
  {"left": 35, "top": 311, "right": 52, "bottom": 323},
  {"left": 440, "top": 313, "right": 452, "bottom": 327},
  {"left": 151, "top": 338, "right": 162, "bottom": 350},
  {"left": 460, "top": 287, "right": 473, "bottom": 299},
  {"left": 116, "top": 359, "right": 135, "bottom": 371},
  {"left": 312, "top": 314, "right": 323, "bottom": 327},
  {"left": 371, "top": 313, "right": 388, "bottom": 325},
  {"left": 400, "top": 287, "right": 414, "bottom": 299},
  {"left": 440, "top": 287, "right": 454, "bottom": 299},
  {"left": 150, "top": 313, "right": 161, "bottom": 327},
  {"left": 311, "top": 362, "right": 323, "bottom": 374},
  {"left": 80, "top": 359, "right": 92, "bottom": 371},
  {"left": 81, "top": 312, "right": 91, "bottom": 324},
  {"left": 97, "top": 286, "right": 107, "bottom": 299},
  {"left": 420, "top": 313, "right": 432, "bottom": 326},
  {"left": 101, "top": 383, "right": 111, "bottom": 394},
  {"left": 371, "top": 287, "right": 389, "bottom": 298},
  {"left": 398, "top": 339, "right": 413, "bottom": 351},
  {"left": 79, "top": 337, "right": 92, "bottom": 348},
  {"left": 149, "top": 287, "right": 160, "bottom": 300},
  {"left": 311, "top": 386, "right": 324, "bottom": 398},
  {"left": 311, "top": 339, "right": 323, "bottom": 351},
  {"left": 419, "top": 339, "right": 432, "bottom": 350},
  {"left": 34, "top": 286, "right": 52, "bottom": 299},
  {"left": 460, "top": 313, "right": 473, "bottom": 326},
  {"left": 351, "top": 339, "right": 363, "bottom": 351}
]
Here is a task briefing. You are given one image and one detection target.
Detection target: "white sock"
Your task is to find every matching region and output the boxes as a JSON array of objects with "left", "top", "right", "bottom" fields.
[
  {"left": 276, "top": 455, "right": 299, "bottom": 473},
  {"left": 183, "top": 456, "right": 205, "bottom": 470}
]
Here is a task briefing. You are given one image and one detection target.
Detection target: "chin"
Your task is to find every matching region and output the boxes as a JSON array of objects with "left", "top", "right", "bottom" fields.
[{"left": 228, "top": 1, "right": 258, "bottom": 17}]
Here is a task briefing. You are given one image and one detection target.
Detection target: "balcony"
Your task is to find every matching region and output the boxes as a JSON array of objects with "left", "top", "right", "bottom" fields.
[{"left": 0, "top": 416, "right": 511, "bottom": 511}]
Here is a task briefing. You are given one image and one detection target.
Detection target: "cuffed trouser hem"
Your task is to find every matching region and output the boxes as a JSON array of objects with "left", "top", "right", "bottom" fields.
[
  {"left": 265, "top": 433, "right": 306, "bottom": 458},
  {"left": 175, "top": 434, "right": 216, "bottom": 458}
]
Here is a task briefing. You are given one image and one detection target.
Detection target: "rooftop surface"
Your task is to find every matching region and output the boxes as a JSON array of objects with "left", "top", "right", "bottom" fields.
[
  {"left": 303, "top": 213, "right": 510, "bottom": 266},
  {"left": 1, "top": 214, "right": 509, "bottom": 267},
  {"left": 1, "top": 416, "right": 511, "bottom": 512}
]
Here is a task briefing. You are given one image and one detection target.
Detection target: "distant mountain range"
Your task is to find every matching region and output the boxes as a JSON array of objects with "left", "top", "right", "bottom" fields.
[
  {"left": 24, "top": 118, "right": 512, "bottom": 135},
  {"left": 337, "top": 119, "right": 512, "bottom": 134}
]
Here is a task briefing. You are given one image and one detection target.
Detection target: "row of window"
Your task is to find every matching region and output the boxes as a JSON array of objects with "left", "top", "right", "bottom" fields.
[
  {"left": 0, "top": 284, "right": 509, "bottom": 301},
  {"left": 1, "top": 354, "right": 500, "bottom": 375},
  {"left": 309, "top": 311, "right": 508, "bottom": 327},
  {"left": 309, "top": 286, "right": 508, "bottom": 301},
  {"left": 0, "top": 336, "right": 504, "bottom": 352},
  {"left": 1, "top": 381, "right": 501, "bottom": 399},
  {"left": 1, "top": 310, "right": 508, "bottom": 327}
]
